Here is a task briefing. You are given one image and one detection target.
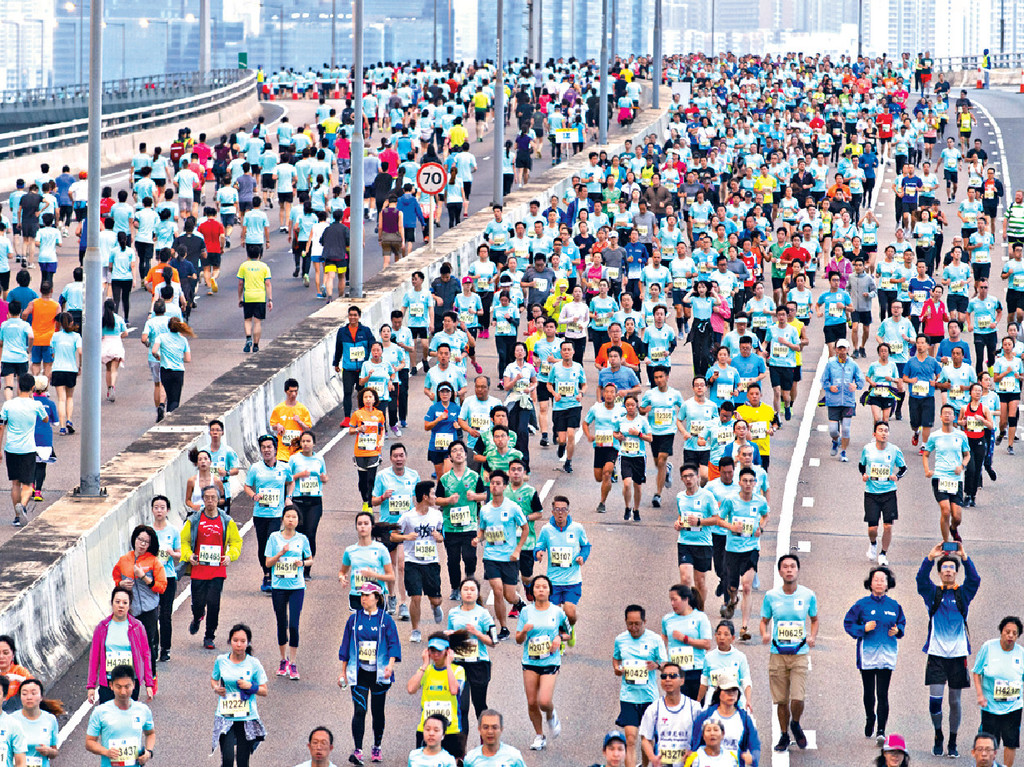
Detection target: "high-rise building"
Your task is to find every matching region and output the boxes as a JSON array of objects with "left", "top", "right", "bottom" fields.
[{"left": 0, "top": 0, "right": 56, "bottom": 90}]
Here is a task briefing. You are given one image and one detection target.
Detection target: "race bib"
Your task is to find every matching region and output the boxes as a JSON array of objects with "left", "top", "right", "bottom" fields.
[
  {"left": 776, "top": 620, "right": 805, "bottom": 643},
  {"left": 357, "top": 432, "right": 378, "bottom": 451},
  {"left": 409, "top": 303, "right": 424, "bottom": 317},
  {"left": 349, "top": 346, "right": 366, "bottom": 362},
  {"left": 716, "top": 428, "right": 731, "bottom": 445},
  {"left": 658, "top": 747, "right": 686, "bottom": 766},
  {"left": 951, "top": 280, "right": 967, "bottom": 293},
  {"left": 539, "top": 362, "right": 553, "bottom": 376},
  {"left": 994, "top": 679, "right": 1022, "bottom": 702},
  {"left": 673, "top": 277, "right": 687, "bottom": 290},
  {"left": 595, "top": 429, "right": 614, "bottom": 447},
  {"left": 108, "top": 738, "right": 138, "bottom": 767},
  {"left": 670, "top": 645, "right": 696, "bottom": 670},
  {"left": 273, "top": 557, "right": 300, "bottom": 578},
  {"left": 606, "top": 268, "right": 620, "bottom": 280},
  {"left": 752, "top": 315, "right": 769, "bottom": 329},
  {"left": 828, "top": 303, "right": 844, "bottom": 318},
  {"left": 433, "top": 432, "right": 453, "bottom": 451},
  {"left": 550, "top": 547, "right": 574, "bottom": 567},
  {"left": 557, "top": 381, "right": 576, "bottom": 396},
  {"left": 978, "top": 316, "right": 993, "bottom": 329},
  {"left": 470, "top": 413, "right": 490, "bottom": 430},
  {"left": 533, "top": 278, "right": 548, "bottom": 293},
  {"left": 749, "top": 421, "right": 768, "bottom": 440},
  {"left": 637, "top": 226, "right": 649, "bottom": 237},
  {"left": 105, "top": 650, "right": 134, "bottom": 675},
  {"left": 739, "top": 518, "right": 757, "bottom": 537},
  {"left": 369, "top": 380, "right": 387, "bottom": 397},
  {"left": 358, "top": 640, "right": 377, "bottom": 664},
  {"left": 259, "top": 488, "right": 281, "bottom": 507},
  {"left": 388, "top": 496, "right": 412, "bottom": 514},
  {"left": 351, "top": 572, "right": 370, "bottom": 590},
  {"left": 716, "top": 383, "right": 733, "bottom": 400},
  {"left": 912, "top": 291, "right": 926, "bottom": 303},
  {"left": 298, "top": 476, "right": 320, "bottom": 494},
  {"left": 198, "top": 544, "right": 221, "bottom": 566},
  {"left": 911, "top": 381, "right": 929, "bottom": 396},
  {"left": 771, "top": 342, "right": 788, "bottom": 358},
  {"left": 622, "top": 659, "right": 649, "bottom": 684},
  {"left": 218, "top": 692, "right": 251, "bottom": 719},
  {"left": 621, "top": 436, "right": 641, "bottom": 454},
  {"left": 459, "top": 311, "right": 474, "bottom": 325},
  {"left": 25, "top": 758, "right": 43, "bottom": 767},
  {"left": 424, "top": 699, "right": 454, "bottom": 721},
  {"left": 496, "top": 321, "right": 513, "bottom": 335},
  {"left": 650, "top": 348, "right": 668, "bottom": 362},
  {"left": 965, "top": 417, "right": 985, "bottom": 432},
  {"left": 938, "top": 477, "right": 960, "bottom": 493},
  {"left": 527, "top": 635, "right": 552, "bottom": 658},
  {"left": 889, "top": 341, "right": 904, "bottom": 356},
  {"left": 449, "top": 505, "right": 473, "bottom": 527},
  {"left": 414, "top": 539, "right": 438, "bottom": 560},
  {"left": 653, "top": 408, "right": 674, "bottom": 427},
  {"left": 484, "top": 527, "right": 506, "bottom": 544},
  {"left": 999, "top": 376, "right": 1016, "bottom": 392},
  {"left": 476, "top": 277, "right": 491, "bottom": 291},
  {"left": 868, "top": 463, "right": 889, "bottom": 480},
  {"left": 879, "top": 277, "right": 894, "bottom": 290}
]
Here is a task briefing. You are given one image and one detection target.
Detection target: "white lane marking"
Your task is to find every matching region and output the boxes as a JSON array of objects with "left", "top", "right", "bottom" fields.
[
  {"left": 574, "top": 429, "right": 584, "bottom": 444},
  {"left": 539, "top": 478, "right": 555, "bottom": 502},
  {"left": 973, "top": 98, "right": 1013, "bottom": 194},
  {"left": 815, "top": 424, "right": 827, "bottom": 432},
  {"left": 801, "top": 497, "right": 814, "bottom": 507},
  {"left": 796, "top": 541, "right": 811, "bottom": 553},
  {"left": 58, "top": 424, "right": 349, "bottom": 746},
  {"left": 808, "top": 458, "right": 820, "bottom": 467}
]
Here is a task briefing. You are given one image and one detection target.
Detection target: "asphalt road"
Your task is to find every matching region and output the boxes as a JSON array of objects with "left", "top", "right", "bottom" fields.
[{"left": 40, "top": 90, "right": 1024, "bottom": 767}]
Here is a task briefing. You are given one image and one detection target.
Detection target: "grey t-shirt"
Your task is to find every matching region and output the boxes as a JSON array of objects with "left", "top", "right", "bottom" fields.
[{"left": 523, "top": 266, "right": 556, "bottom": 306}]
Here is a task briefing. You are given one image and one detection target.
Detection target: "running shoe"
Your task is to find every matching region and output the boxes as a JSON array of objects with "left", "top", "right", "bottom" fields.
[
  {"left": 303, "top": 274, "right": 310, "bottom": 287},
  {"left": 371, "top": 746, "right": 382, "bottom": 763},
  {"left": 596, "top": 502, "right": 606, "bottom": 513},
  {"left": 774, "top": 733, "right": 791, "bottom": 752},
  {"left": 449, "top": 590, "right": 459, "bottom": 601},
  {"left": 189, "top": 617, "right": 202, "bottom": 635},
  {"left": 912, "top": 430, "right": 919, "bottom": 446},
  {"left": 410, "top": 630, "right": 422, "bottom": 643},
  {"left": 243, "top": 340, "right": 252, "bottom": 353},
  {"left": 784, "top": 405, "right": 792, "bottom": 421},
  {"left": 508, "top": 600, "right": 525, "bottom": 619},
  {"left": 557, "top": 442, "right": 565, "bottom": 459},
  {"left": 623, "top": 508, "right": 631, "bottom": 520},
  {"left": 32, "top": 492, "right": 42, "bottom": 503},
  {"left": 867, "top": 542, "right": 878, "bottom": 561},
  {"left": 261, "top": 575, "right": 272, "bottom": 593},
  {"left": 349, "top": 749, "right": 364, "bottom": 765},
  {"left": 341, "top": 417, "right": 351, "bottom": 428},
  {"left": 65, "top": 420, "right": 75, "bottom": 434},
  {"left": 946, "top": 737, "right": 959, "bottom": 759},
  {"left": 252, "top": 344, "right": 259, "bottom": 352},
  {"left": 665, "top": 461, "right": 673, "bottom": 487},
  {"left": 433, "top": 605, "right": 443, "bottom": 623},
  {"left": 203, "top": 638, "right": 216, "bottom": 649},
  {"left": 539, "top": 435, "right": 550, "bottom": 447},
  {"left": 288, "top": 663, "right": 299, "bottom": 680},
  {"left": 277, "top": 659, "right": 289, "bottom": 676},
  {"left": 497, "top": 627, "right": 510, "bottom": 642},
  {"left": 547, "top": 710, "right": 561, "bottom": 739},
  {"left": 563, "top": 460, "right": 572, "bottom": 474},
  {"left": 568, "top": 625, "right": 577, "bottom": 647},
  {"left": 840, "top": 450, "right": 849, "bottom": 462},
  {"left": 210, "top": 277, "right": 218, "bottom": 293},
  {"left": 387, "top": 596, "right": 397, "bottom": 614},
  {"left": 830, "top": 439, "right": 839, "bottom": 456},
  {"left": 529, "top": 735, "right": 547, "bottom": 751},
  {"left": 632, "top": 509, "right": 641, "bottom": 522},
  {"left": 652, "top": 494, "right": 661, "bottom": 508},
  {"left": 790, "top": 721, "right": 808, "bottom": 749},
  {"left": 740, "top": 626, "right": 751, "bottom": 641},
  {"left": 158, "top": 650, "right": 170, "bottom": 662},
  {"left": 933, "top": 732, "right": 944, "bottom": 756},
  {"left": 398, "top": 603, "right": 410, "bottom": 621},
  {"left": 877, "top": 553, "right": 889, "bottom": 566}
]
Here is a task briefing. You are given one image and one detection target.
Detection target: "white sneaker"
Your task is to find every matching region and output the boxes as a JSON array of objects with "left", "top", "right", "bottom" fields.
[
  {"left": 410, "top": 629, "right": 422, "bottom": 643},
  {"left": 547, "top": 710, "right": 561, "bottom": 739},
  {"left": 867, "top": 542, "right": 878, "bottom": 561},
  {"left": 529, "top": 735, "right": 546, "bottom": 751},
  {"left": 877, "top": 553, "right": 889, "bottom": 566}
]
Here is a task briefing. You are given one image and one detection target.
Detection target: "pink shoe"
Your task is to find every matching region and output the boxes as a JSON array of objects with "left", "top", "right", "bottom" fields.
[{"left": 474, "top": 362, "right": 483, "bottom": 374}]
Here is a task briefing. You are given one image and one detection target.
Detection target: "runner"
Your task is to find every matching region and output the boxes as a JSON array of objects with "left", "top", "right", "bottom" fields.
[
  {"left": 84, "top": 665, "right": 154, "bottom": 767},
  {"left": 244, "top": 434, "right": 293, "bottom": 592},
  {"left": 689, "top": 672, "right": 760, "bottom": 765},
  {"left": 236, "top": 232, "right": 272, "bottom": 353},
  {"left": 406, "top": 634, "right": 466, "bottom": 760},
  {"left": 516, "top": 575, "right": 570, "bottom": 752},
  {"left": 210, "top": 624, "right": 269, "bottom": 767},
  {"left": 904, "top": 335, "right": 943, "bottom": 449},
  {"left": 86, "top": 586, "right": 155, "bottom": 705},
  {"left": 464, "top": 710, "right": 528, "bottom": 767},
  {"left": 922, "top": 405, "right": 971, "bottom": 542},
  {"left": 615, "top": 394, "right": 653, "bottom": 521},
  {"left": 718, "top": 468, "right": 769, "bottom": 635},
  {"left": 959, "top": 382, "right": 995, "bottom": 508},
  {"left": 583, "top": 383, "right": 627, "bottom": 514},
  {"left": 476, "top": 470, "right": 528, "bottom": 640},
  {"left": 351, "top": 388, "right": 385, "bottom": 512},
  {"left": 674, "top": 464, "right": 720, "bottom": 605},
  {"left": 638, "top": 660, "right": 704, "bottom": 767},
  {"left": 13, "top": 677, "right": 61, "bottom": 766},
  {"left": 264, "top": 505, "right": 313, "bottom": 681},
  {"left": 639, "top": 367, "right": 683, "bottom": 509},
  {"left": 859, "top": 421, "right": 908, "bottom": 565},
  {"left": 372, "top": 443, "right": 420, "bottom": 617},
  {"left": 392, "top": 481, "right": 445, "bottom": 643},
  {"left": 612, "top": 604, "right": 668, "bottom": 767},
  {"left": 269, "top": 378, "right": 313, "bottom": 464},
  {"left": 446, "top": 578, "right": 497, "bottom": 722}
]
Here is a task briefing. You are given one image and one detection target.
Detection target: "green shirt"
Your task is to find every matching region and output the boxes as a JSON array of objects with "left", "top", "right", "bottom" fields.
[
  {"left": 436, "top": 468, "right": 484, "bottom": 533},
  {"left": 506, "top": 483, "right": 543, "bottom": 549}
]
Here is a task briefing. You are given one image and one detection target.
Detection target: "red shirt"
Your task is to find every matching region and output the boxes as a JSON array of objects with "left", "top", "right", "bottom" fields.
[
  {"left": 876, "top": 113, "right": 894, "bottom": 139},
  {"left": 197, "top": 218, "right": 226, "bottom": 254},
  {"left": 192, "top": 514, "right": 226, "bottom": 579}
]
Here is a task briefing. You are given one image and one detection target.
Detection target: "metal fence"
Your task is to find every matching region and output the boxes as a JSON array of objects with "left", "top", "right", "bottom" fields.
[
  {"left": 0, "top": 70, "right": 257, "bottom": 161},
  {"left": 933, "top": 53, "right": 1024, "bottom": 72}
]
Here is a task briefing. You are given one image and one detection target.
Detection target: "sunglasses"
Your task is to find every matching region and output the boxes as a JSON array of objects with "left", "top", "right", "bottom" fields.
[{"left": 660, "top": 673, "right": 680, "bottom": 679}]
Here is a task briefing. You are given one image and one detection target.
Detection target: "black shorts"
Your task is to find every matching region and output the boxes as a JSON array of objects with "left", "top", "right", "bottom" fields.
[
  {"left": 403, "top": 228, "right": 417, "bottom": 244},
  {"left": 261, "top": 173, "right": 274, "bottom": 189},
  {"left": 483, "top": 559, "right": 519, "bottom": 586},
  {"left": 522, "top": 664, "right": 559, "bottom": 676},
  {"left": 944, "top": 169, "right": 959, "bottom": 183},
  {"left": 404, "top": 561, "right": 442, "bottom": 598},
  {"left": 245, "top": 243, "right": 264, "bottom": 259},
  {"left": 823, "top": 324, "right": 847, "bottom": 344},
  {"left": 242, "top": 301, "right": 267, "bottom": 320},
  {"left": 909, "top": 396, "right": 936, "bottom": 429},
  {"left": 947, "top": 294, "right": 969, "bottom": 314},
  {"left": 864, "top": 491, "right": 898, "bottom": 526},
  {"left": 931, "top": 477, "right": 964, "bottom": 506},
  {"left": 771, "top": 276, "right": 785, "bottom": 291},
  {"left": 620, "top": 455, "right": 647, "bottom": 484},
  {"left": 51, "top": 370, "right": 78, "bottom": 388},
  {"left": 0, "top": 362, "right": 27, "bottom": 379},
  {"left": 981, "top": 708, "right": 1022, "bottom": 749},
  {"left": 204, "top": 252, "right": 223, "bottom": 268},
  {"left": 769, "top": 365, "right": 795, "bottom": 390},
  {"left": 682, "top": 448, "right": 710, "bottom": 467},
  {"left": 650, "top": 433, "right": 674, "bottom": 457},
  {"left": 593, "top": 445, "right": 618, "bottom": 469},
  {"left": 427, "top": 449, "right": 448, "bottom": 465},
  {"left": 537, "top": 382, "right": 552, "bottom": 402},
  {"left": 793, "top": 366, "right": 802, "bottom": 383},
  {"left": 867, "top": 395, "right": 896, "bottom": 410},
  {"left": 924, "top": 654, "right": 970, "bottom": 689},
  {"left": 615, "top": 700, "right": 651, "bottom": 729},
  {"left": 677, "top": 542, "right": 713, "bottom": 572},
  {"left": 828, "top": 405, "right": 855, "bottom": 422},
  {"left": 1008, "top": 290, "right": 1024, "bottom": 315},
  {"left": 410, "top": 327, "right": 428, "bottom": 340},
  {"left": 552, "top": 406, "right": 582, "bottom": 433},
  {"left": 278, "top": 192, "right": 294, "bottom": 204},
  {"left": 518, "top": 550, "right": 535, "bottom": 581},
  {"left": 5, "top": 451, "right": 35, "bottom": 484},
  {"left": 725, "top": 549, "right": 759, "bottom": 590},
  {"left": 999, "top": 391, "right": 1021, "bottom": 405},
  {"left": 852, "top": 310, "right": 872, "bottom": 326}
]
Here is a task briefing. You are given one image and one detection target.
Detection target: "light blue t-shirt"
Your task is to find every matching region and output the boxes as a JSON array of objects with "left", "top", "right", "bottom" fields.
[
  {"left": 446, "top": 604, "right": 496, "bottom": 664},
  {"left": 245, "top": 460, "right": 291, "bottom": 517},
  {"left": 372, "top": 467, "right": 421, "bottom": 524},
  {"left": 859, "top": 442, "right": 906, "bottom": 495},
  {"left": 156, "top": 332, "right": 190, "bottom": 372},
  {"left": 265, "top": 530, "right": 312, "bottom": 590},
  {"left": 613, "top": 628, "right": 668, "bottom": 704},
  {"left": 85, "top": 700, "right": 153, "bottom": 767},
  {"left": 288, "top": 452, "right": 326, "bottom": 497},
  {"left": 408, "top": 747, "right": 458, "bottom": 767},
  {"left": 721, "top": 495, "right": 769, "bottom": 553},
  {"left": 154, "top": 525, "right": 181, "bottom": 580},
  {"left": 662, "top": 608, "right": 714, "bottom": 672},
  {"left": 516, "top": 603, "right": 570, "bottom": 667},
  {"left": 639, "top": 386, "right": 684, "bottom": 436},
  {"left": 924, "top": 428, "right": 970, "bottom": 481},
  {"left": 534, "top": 519, "right": 590, "bottom": 586},
  {"left": 549, "top": 361, "right": 586, "bottom": 412},
  {"left": 0, "top": 318, "right": 31, "bottom": 362},
  {"left": 817, "top": 289, "right": 852, "bottom": 326},
  {"left": 211, "top": 654, "right": 269, "bottom": 722},
  {"left": 464, "top": 743, "right": 528, "bottom": 767},
  {"left": 585, "top": 402, "right": 626, "bottom": 450},
  {"left": 341, "top": 542, "right": 391, "bottom": 596},
  {"left": 972, "top": 638, "right": 1024, "bottom": 714},
  {"left": 479, "top": 498, "right": 527, "bottom": 562},
  {"left": 12, "top": 709, "right": 57, "bottom": 767},
  {"left": 0, "top": 397, "right": 48, "bottom": 454},
  {"left": 676, "top": 488, "right": 720, "bottom": 547},
  {"left": 243, "top": 210, "right": 269, "bottom": 244},
  {"left": 50, "top": 329, "right": 82, "bottom": 373},
  {"left": 761, "top": 584, "right": 818, "bottom": 655}
]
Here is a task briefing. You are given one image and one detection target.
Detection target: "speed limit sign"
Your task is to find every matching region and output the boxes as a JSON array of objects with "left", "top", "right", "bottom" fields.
[{"left": 417, "top": 162, "right": 448, "bottom": 196}]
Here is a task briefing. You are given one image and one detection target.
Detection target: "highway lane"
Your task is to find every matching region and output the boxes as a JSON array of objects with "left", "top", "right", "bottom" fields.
[{"left": 0, "top": 90, "right": 645, "bottom": 545}]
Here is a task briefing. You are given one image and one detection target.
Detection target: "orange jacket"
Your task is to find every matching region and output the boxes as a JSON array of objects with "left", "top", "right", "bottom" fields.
[{"left": 112, "top": 551, "right": 168, "bottom": 595}]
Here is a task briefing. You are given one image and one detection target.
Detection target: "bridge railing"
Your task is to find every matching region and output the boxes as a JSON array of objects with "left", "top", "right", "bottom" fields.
[
  {"left": 932, "top": 53, "right": 1024, "bottom": 71},
  {"left": 0, "top": 69, "right": 247, "bottom": 108},
  {"left": 0, "top": 70, "right": 257, "bottom": 161}
]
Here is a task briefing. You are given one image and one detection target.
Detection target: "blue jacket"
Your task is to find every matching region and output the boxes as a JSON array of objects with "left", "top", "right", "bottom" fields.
[
  {"left": 396, "top": 193, "right": 426, "bottom": 227},
  {"left": 340, "top": 608, "right": 402, "bottom": 686},
  {"left": 916, "top": 556, "right": 980, "bottom": 656},
  {"left": 690, "top": 704, "right": 760, "bottom": 764},
  {"left": 821, "top": 356, "right": 864, "bottom": 408},
  {"left": 333, "top": 322, "right": 376, "bottom": 371},
  {"left": 843, "top": 593, "right": 906, "bottom": 670}
]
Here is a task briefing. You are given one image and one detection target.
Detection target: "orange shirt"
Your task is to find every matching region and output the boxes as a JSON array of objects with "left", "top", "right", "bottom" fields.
[
  {"left": 595, "top": 341, "right": 640, "bottom": 369},
  {"left": 27, "top": 297, "right": 60, "bottom": 347},
  {"left": 351, "top": 407, "right": 385, "bottom": 457},
  {"left": 145, "top": 264, "right": 180, "bottom": 294},
  {"left": 269, "top": 401, "right": 313, "bottom": 462}
]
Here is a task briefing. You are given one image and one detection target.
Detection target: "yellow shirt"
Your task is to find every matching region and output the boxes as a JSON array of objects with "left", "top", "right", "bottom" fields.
[
  {"left": 237, "top": 260, "right": 271, "bottom": 303},
  {"left": 321, "top": 116, "right": 342, "bottom": 135},
  {"left": 472, "top": 92, "right": 490, "bottom": 109},
  {"left": 736, "top": 403, "right": 776, "bottom": 457},
  {"left": 269, "top": 401, "right": 313, "bottom": 462},
  {"left": 418, "top": 664, "right": 466, "bottom": 734},
  {"left": 788, "top": 318, "right": 805, "bottom": 367},
  {"left": 449, "top": 124, "right": 468, "bottom": 147}
]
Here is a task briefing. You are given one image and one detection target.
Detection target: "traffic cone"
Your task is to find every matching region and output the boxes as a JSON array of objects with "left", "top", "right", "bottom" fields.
[
  {"left": 977, "top": 68, "right": 984, "bottom": 89},
  {"left": 1019, "top": 70, "right": 1024, "bottom": 93}
]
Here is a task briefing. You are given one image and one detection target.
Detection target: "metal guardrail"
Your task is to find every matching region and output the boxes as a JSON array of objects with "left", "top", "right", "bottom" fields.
[
  {"left": 0, "top": 71, "right": 257, "bottom": 161},
  {"left": 933, "top": 54, "right": 1024, "bottom": 72},
  {"left": 0, "top": 69, "right": 248, "bottom": 107}
]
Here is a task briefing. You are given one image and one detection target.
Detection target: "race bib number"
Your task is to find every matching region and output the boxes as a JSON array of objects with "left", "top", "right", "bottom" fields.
[
  {"left": 976, "top": 250, "right": 991, "bottom": 264},
  {"left": 670, "top": 645, "right": 696, "bottom": 670},
  {"left": 911, "top": 381, "right": 929, "bottom": 396},
  {"left": 388, "top": 496, "right": 412, "bottom": 514},
  {"left": 414, "top": 539, "right": 438, "bottom": 560},
  {"left": 218, "top": 692, "right": 251, "bottom": 719},
  {"left": 550, "top": 547, "right": 574, "bottom": 567},
  {"left": 357, "top": 432, "right": 378, "bottom": 451},
  {"left": 637, "top": 226, "right": 648, "bottom": 237},
  {"left": 25, "top": 758, "right": 43, "bottom": 767},
  {"left": 716, "top": 428, "right": 731, "bottom": 445},
  {"left": 274, "top": 557, "right": 300, "bottom": 578},
  {"left": 673, "top": 277, "right": 687, "bottom": 290},
  {"left": 484, "top": 527, "right": 506, "bottom": 544},
  {"left": 739, "top": 519, "right": 757, "bottom": 537},
  {"left": 716, "top": 383, "right": 733, "bottom": 400},
  {"left": 938, "top": 477, "right": 960, "bottom": 493},
  {"left": 459, "top": 311, "right": 474, "bottom": 325},
  {"left": 539, "top": 362, "right": 553, "bottom": 376},
  {"left": 965, "top": 417, "right": 985, "bottom": 432},
  {"left": 1014, "top": 274, "right": 1024, "bottom": 290},
  {"left": 978, "top": 316, "right": 993, "bottom": 329},
  {"left": 369, "top": 381, "right": 387, "bottom": 397},
  {"left": 868, "top": 463, "right": 890, "bottom": 480},
  {"left": 879, "top": 277, "right": 894, "bottom": 290},
  {"left": 198, "top": 544, "right": 222, "bottom": 566},
  {"left": 157, "top": 550, "right": 171, "bottom": 566},
  {"left": 650, "top": 348, "right": 668, "bottom": 362},
  {"left": 994, "top": 679, "right": 1022, "bottom": 702},
  {"left": 259, "top": 488, "right": 281, "bottom": 507},
  {"left": 752, "top": 315, "right": 769, "bottom": 329},
  {"left": 105, "top": 650, "right": 134, "bottom": 675},
  {"left": 108, "top": 738, "right": 138, "bottom": 767},
  {"left": 491, "top": 233, "right": 507, "bottom": 246},
  {"left": 653, "top": 408, "right": 674, "bottom": 427},
  {"left": 688, "top": 420, "right": 705, "bottom": 437},
  {"left": 658, "top": 747, "right": 686, "bottom": 766},
  {"left": 828, "top": 303, "right": 844, "bottom": 318},
  {"left": 358, "top": 641, "right": 377, "bottom": 664},
  {"left": 449, "top": 506, "right": 473, "bottom": 527},
  {"left": 351, "top": 572, "right": 370, "bottom": 590},
  {"left": 409, "top": 303, "right": 424, "bottom": 317},
  {"left": 455, "top": 638, "right": 479, "bottom": 662},
  {"left": 999, "top": 376, "right": 1016, "bottom": 392},
  {"left": 595, "top": 429, "right": 614, "bottom": 447},
  {"left": 424, "top": 699, "right": 454, "bottom": 721},
  {"left": 621, "top": 436, "right": 641, "bottom": 454},
  {"left": 622, "top": 659, "right": 649, "bottom": 684},
  {"left": 496, "top": 321, "right": 513, "bottom": 335},
  {"left": 282, "top": 429, "right": 301, "bottom": 446},
  {"left": 951, "top": 280, "right": 967, "bottom": 293},
  {"left": 776, "top": 621, "right": 805, "bottom": 643},
  {"left": 433, "top": 433, "right": 453, "bottom": 451},
  {"left": 476, "top": 277, "right": 491, "bottom": 291},
  {"left": 556, "top": 381, "right": 576, "bottom": 396},
  {"left": 606, "top": 268, "right": 620, "bottom": 280},
  {"left": 912, "top": 291, "right": 926, "bottom": 303},
  {"left": 349, "top": 346, "right": 366, "bottom": 362},
  {"left": 527, "top": 636, "right": 552, "bottom": 658},
  {"left": 749, "top": 421, "right": 768, "bottom": 440},
  {"left": 771, "top": 342, "right": 788, "bottom": 358},
  {"left": 889, "top": 341, "right": 904, "bottom": 356},
  {"left": 533, "top": 278, "right": 548, "bottom": 293},
  {"left": 298, "top": 476, "right": 320, "bottom": 494},
  {"left": 470, "top": 413, "right": 490, "bottom": 429}
]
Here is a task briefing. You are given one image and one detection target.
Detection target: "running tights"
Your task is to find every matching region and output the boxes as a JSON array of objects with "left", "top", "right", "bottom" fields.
[
  {"left": 929, "top": 683, "right": 962, "bottom": 733},
  {"left": 861, "top": 668, "right": 892, "bottom": 732},
  {"left": 829, "top": 417, "right": 852, "bottom": 442},
  {"left": 271, "top": 588, "right": 304, "bottom": 647},
  {"left": 352, "top": 669, "right": 388, "bottom": 750},
  {"left": 219, "top": 720, "right": 252, "bottom": 767}
]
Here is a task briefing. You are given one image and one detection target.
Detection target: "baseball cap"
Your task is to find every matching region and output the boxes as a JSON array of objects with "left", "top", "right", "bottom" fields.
[
  {"left": 836, "top": 339, "right": 851, "bottom": 349},
  {"left": 358, "top": 582, "right": 382, "bottom": 595},
  {"left": 882, "top": 734, "right": 907, "bottom": 753},
  {"left": 461, "top": 276, "right": 473, "bottom": 285},
  {"left": 715, "top": 672, "right": 740, "bottom": 691},
  {"left": 427, "top": 636, "right": 450, "bottom": 652},
  {"left": 603, "top": 730, "right": 626, "bottom": 748}
]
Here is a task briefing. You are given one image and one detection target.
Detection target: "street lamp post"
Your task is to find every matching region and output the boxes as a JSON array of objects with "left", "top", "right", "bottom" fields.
[
  {"left": 599, "top": 0, "right": 608, "bottom": 144},
  {"left": 350, "top": 0, "right": 364, "bottom": 298},
  {"left": 492, "top": 0, "right": 504, "bottom": 207},
  {"left": 199, "top": 0, "right": 210, "bottom": 78},
  {"left": 652, "top": 0, "right": 661, "bottom": 109},
  {"left": 330, "top": 0, "right": 337, "bottom": 69}
]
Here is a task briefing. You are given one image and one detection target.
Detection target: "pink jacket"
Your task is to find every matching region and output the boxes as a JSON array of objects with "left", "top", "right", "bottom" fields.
[
  {"left": 710, "top": 295, "right": 731, "bottom": 335},
  {"left": 87, "top": 615, "right": 155, "bottom": 690}
]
